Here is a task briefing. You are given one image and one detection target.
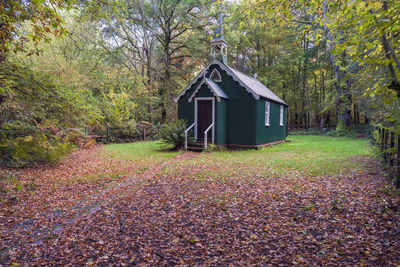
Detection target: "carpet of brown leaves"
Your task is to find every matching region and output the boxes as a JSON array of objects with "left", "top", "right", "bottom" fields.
[{"left": 1, "top": 145, "right": 400, "bottom": 266}]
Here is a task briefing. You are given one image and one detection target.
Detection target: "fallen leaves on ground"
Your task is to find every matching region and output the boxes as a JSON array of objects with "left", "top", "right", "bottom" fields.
[{"left": 1, "top": 146, "right": 399, "bottom": 266}]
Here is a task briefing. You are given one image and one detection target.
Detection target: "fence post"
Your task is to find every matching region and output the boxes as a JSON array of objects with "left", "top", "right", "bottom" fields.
[
  {"left": 396, "top": 135, "right": 400, "bottom": 187},
  {"left": 389, "top": 131, "right": 395, "bottom": 166},
  {"left": 377, "top": 127, "right": 381, "bottom": 145},
  {"left": 383, "top": 129, "right": 388, "bottom": 162}
]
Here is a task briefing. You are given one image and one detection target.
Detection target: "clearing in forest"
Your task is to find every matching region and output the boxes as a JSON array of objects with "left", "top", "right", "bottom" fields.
[{"left": 1, "top": 136, "right": 399, "bottom": 265}]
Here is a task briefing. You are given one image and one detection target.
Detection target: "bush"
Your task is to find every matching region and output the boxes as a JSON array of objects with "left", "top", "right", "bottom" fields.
[
  {"left": 289, "top": 128, "right": 322, "bottom": 135},
  {"left": 324, "top": 129, "right": 357, "bottom": 138},
  {"left": 64, "top": 129, "right": 87, "bottom": 147},
  {"left": 0, "top": 133, "right": 74, "bottom": 167},
  {"left": 0, "top": 122, "right": 37, "bottom": 138},
  {"left": 159, "top": 120, "right": 187, "bottom": 150}
]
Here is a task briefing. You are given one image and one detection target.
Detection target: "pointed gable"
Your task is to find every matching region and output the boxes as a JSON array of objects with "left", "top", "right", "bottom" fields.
[{"left": 175, "top": 61, "right": 287, "bottom": 106}]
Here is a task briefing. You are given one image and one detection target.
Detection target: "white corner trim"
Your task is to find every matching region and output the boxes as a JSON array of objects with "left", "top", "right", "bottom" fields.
[
  {"left": 175, "top": 60, "right": 260, "bottom": 102},
  {"left": 194, "top": 97, "right": 215, "bottom": 143},
  {"left": 188, "top": 78, "right": 221, "bottom": 103}
]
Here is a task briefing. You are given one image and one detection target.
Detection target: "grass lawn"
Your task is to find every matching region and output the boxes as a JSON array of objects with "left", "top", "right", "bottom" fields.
[
  {"left": 1, "top": 135, "right": 399, "bottom": 266},
  {"left": 104, "top": 141, "right": 182, "bottom": 162},
  {"left": 104, "top": 135, "right": 370, "bottom": 177}
]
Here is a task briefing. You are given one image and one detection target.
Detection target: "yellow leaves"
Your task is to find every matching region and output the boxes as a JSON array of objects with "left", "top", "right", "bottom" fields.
[
  {"left": 23, "top": 136, "right": 33, "bottom": 142},
  {"left": 358, "top": 2, "right": 366, "bottom": 9}
]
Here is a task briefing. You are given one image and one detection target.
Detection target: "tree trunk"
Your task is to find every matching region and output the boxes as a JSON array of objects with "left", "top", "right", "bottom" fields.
[
  {"left": 302, "top": 35, "right": 308, "bottom": 129},
  {"left": 161, "top": 39, "right": 171, "bottom": 124}
]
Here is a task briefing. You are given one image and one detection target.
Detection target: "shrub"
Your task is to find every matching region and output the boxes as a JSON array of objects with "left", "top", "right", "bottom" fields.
[
  {"left": 0, "top": 122, "right": 37, "bottom": 138},
  {"left": 83, "top": 138, "right": 97, "bottom": 149},
  {"left": 159, "top": 120, "right": 187, "bottom": 150},
  {"left": 324, "top": 129, "right": 357, "bottom": 138},
  {"left": 0, "top": 133, "right": 74, "bottom": 167},
  {"left": 64, "top": 129, "right": 87, "bottom": 147},
  {"left": 289, "top": 128, "right": 321, "bottom": 135}
]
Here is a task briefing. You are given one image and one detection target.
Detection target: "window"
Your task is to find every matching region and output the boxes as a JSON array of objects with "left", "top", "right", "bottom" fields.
[
  {"left": 210, "top": 69, "right": 222, "bottom": 82},
  {"left": 280, "top": 105, "right": 284, "bottom": 126},
  {"left": 265, "top": 101, "right": 270, "bottom": 126}
]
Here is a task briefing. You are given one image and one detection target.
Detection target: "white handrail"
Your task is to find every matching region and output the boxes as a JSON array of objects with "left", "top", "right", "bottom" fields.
[
  {"left": 184, "top": 122, "right": 195, "bottom": 150},
  {"left": 204, "top": 122, "right": 214, "bottom": 149}
]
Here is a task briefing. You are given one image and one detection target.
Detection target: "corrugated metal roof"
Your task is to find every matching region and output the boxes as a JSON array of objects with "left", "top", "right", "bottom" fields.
[
  {"left": 227, "top": 66, "right": 288, "bottom": 106},
  {"left": 205, "top": 78, "right": 228, "bottom": 99}
]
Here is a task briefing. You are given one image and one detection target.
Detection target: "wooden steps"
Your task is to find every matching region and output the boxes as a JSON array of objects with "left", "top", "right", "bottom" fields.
[{"left": 187, "top": 140, "right": 212, "bottom": 152}]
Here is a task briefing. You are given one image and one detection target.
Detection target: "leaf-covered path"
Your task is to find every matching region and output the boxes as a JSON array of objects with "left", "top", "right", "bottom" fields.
[{"left": 1, "top": 137, "right": 400, "bottom": 265}]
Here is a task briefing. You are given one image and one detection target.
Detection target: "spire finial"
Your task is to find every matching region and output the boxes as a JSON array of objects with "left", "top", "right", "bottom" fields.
[{"left": 210, "top": 1, "right": 228, "bottom": 64}]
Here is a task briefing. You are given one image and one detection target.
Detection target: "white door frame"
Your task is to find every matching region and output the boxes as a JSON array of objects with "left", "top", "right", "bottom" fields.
[{"left": 194, "top": 97, "right": 215, "bottom": 143}]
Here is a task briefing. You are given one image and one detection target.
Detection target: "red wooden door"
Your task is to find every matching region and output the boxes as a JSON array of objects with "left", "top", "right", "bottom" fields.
[{"left": 197, "top": 100, "right": 212, "bottom": 140}]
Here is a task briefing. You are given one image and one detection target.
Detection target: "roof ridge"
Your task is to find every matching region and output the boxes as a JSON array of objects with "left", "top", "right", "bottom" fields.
[{"left": 227, "top": 65, "right": 264, "bottom": 83}]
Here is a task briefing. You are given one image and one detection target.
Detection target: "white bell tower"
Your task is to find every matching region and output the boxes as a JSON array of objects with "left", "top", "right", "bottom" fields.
[{"left": 210, "top": 9, "right": 228, "bottom": 64}]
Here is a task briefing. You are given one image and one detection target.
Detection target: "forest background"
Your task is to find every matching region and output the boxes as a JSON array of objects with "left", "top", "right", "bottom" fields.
[{"left": 1, "top": 0, "right": 399, "bottom": 166}]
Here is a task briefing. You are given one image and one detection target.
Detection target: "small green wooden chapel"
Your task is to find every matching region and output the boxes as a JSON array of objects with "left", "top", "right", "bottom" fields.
[{"left": 175, "top": 12, "right": 288, "bottom": 149}]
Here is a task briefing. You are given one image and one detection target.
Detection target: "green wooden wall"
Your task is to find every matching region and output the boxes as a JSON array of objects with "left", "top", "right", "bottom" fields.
[
  {"left": 177, "top": 78, "right": 226, "bottom": 145},
  {"left": 216, "top": 99, "right": 227, "bottom": 145},
  {"left": 255, "top": 99, "right": 287, "bottom": 145},
  {"left": 211, "top": 65, "right": 257, "bottom": 145}
]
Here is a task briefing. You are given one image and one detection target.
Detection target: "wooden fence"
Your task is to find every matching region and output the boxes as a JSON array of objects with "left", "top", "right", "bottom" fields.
[
  {"left": 376, "top": 127, "right": 400, "bottom": 187},
  {"left": 82, "top": 122, "right": 160, "bottom": 143}
]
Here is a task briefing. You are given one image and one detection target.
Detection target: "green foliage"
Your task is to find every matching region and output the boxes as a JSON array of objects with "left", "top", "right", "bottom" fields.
[
  {"left": 324, "top": 124, "right": 370, "bottom": 138},
  {"left": 64, "top": 129, "right": 87, "bottom": 147},
  {"left": 324, "top": 130, "right": 354, "bottom": 138},
  {"left": 0, "top": 0, "right": 73, "bottom": 61},
  {"left": 336, "top": 120, "right": 351, "bottom": 132},
  {"left": 289, "top": 128, "right": 321, "bottom": 136},
  {"left": 159, "top": 120, "right": 187, "bottom": 150},
  {"left": 101, "top": 88, "right": 137, "bottom": 127},
  {"left": 0, "top": 122, "right": 37, "bottom": 139},
  {"left": 0, "top": 134, "right": 74, "bottom": 167},
  {"left": 1, "top": 60, "right": 102, "bottom": 127}
]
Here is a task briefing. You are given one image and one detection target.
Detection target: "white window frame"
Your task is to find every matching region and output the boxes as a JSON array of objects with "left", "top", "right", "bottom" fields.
[
  {"left": 280, "top": 105, "right": 284, "bottom": 126},
  {"left": 265, "top": 101, "right": 270, "bottom": 126},
  {"left": 210, "top": 69, "right": 222, "bottom": 82}
]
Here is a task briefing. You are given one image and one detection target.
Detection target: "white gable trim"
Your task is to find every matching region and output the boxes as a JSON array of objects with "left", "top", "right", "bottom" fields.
[
  {"left": 174, "top": 60, "right": 260, "bottom": 102},
  {"left": 174, "top": 68, "right": 207, "bottom": 103},
  {"left": 188, "top": 78, "right": 222, "bottom": 102},
  {"left": 217, "top": 63, "right": 259, "bottom": 100}
]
